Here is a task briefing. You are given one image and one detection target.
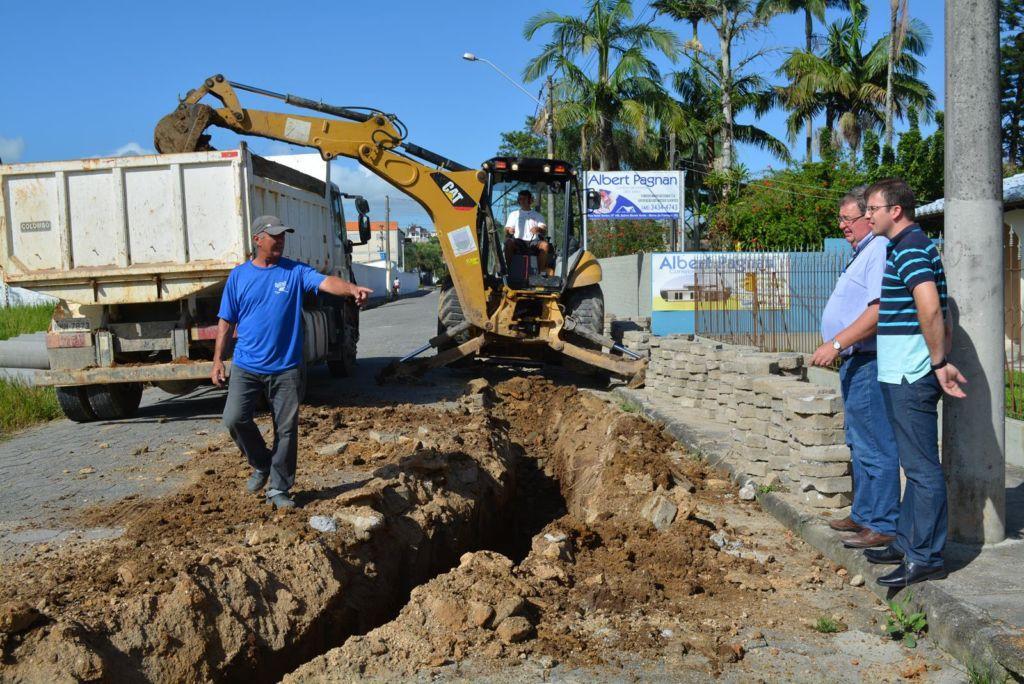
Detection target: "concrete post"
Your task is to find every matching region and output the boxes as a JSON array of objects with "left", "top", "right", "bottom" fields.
[{"left": 943, "top": 0, "right": 1006, "bottom": 545}]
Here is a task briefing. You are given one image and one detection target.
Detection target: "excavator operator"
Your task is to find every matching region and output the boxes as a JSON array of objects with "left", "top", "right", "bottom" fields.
[{"left": 503, "top": 189, "right": 550, "bottom": 272}]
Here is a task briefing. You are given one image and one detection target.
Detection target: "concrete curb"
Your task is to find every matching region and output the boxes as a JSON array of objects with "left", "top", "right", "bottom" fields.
[{"left": 613, "top": 386, "right": 1024, "bottom": 679}]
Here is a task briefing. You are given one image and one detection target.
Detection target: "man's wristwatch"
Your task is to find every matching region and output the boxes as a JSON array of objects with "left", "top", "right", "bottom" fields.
[
  {"left": 831, "top": 338, "right": 842, "bottom": 352},
  {"left": 931, "top": 358, "right": 948, "bottom": 371}
]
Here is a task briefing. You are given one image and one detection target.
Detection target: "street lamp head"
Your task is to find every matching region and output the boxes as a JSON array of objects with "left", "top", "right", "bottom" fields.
[{"left": 462, "top": 52, "right": 478, "bottom": 62}]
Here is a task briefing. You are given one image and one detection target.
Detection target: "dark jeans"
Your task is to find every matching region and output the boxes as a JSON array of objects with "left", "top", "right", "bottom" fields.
[
  {"left": 222, "top": 366, "right": 304, "bottom": 497},
  {"left": 880, "top": 373, "right": 947, "bottom": 567},
  {"left": 840, "top": 354, "right": 900, "bottom": 536}
]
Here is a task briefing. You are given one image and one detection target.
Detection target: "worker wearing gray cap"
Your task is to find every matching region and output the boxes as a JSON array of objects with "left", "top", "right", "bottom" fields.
[{"left": 212, "top": 215, "right": 372, "bottom": 509}]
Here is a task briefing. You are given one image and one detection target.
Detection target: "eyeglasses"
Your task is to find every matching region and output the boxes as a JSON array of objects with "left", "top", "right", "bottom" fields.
[
  {"left": 865, "top": 204, "right": 895, "bottom": 215},
  {"left": 838, "top": 214, "right": 864, "bottom": 224}
]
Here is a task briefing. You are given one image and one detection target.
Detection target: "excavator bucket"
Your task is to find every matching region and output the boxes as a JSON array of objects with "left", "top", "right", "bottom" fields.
[{"left": 154, "top": 103, "right": 217, "bottom": 154}]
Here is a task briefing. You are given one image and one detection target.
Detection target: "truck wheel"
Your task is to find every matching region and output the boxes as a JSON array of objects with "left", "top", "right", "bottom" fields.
[
  {"left": 86, "top": 383, "right": 143, "bottom": 420},
  {"left": 55, "top": 386, "right": 98, "bottom": 423},
  {"left": 564, "top": 284, "right": 605, "bottom": 349},
  {"left": 437, "top": 281, "right": 470, "bottom": 351},
  {"left": 328, "top": 303, "right": 358, "bottom": 377}
]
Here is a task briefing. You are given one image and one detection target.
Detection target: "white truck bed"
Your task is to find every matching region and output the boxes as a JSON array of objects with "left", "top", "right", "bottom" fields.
[{"left": 0, "top": 146, "right": 341, "bottom": 305}]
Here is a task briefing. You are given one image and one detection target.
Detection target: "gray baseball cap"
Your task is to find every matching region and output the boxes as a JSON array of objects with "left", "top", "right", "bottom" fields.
[{"left": 251, "top": 214, "right": 295, "bottom": 237}]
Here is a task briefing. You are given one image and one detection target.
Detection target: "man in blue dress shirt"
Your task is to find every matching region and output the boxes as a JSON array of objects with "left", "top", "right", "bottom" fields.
[{"left": 812, "top": 186, "right": 900, "bottom": 550}]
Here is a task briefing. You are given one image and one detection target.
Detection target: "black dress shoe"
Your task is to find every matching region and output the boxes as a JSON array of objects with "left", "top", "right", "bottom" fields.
[
  {"left": 864, "top": 545, "right": 904, "bottom": 565},
  {"left": 877, "top": 561, "right": 948, "bottom": 587}
]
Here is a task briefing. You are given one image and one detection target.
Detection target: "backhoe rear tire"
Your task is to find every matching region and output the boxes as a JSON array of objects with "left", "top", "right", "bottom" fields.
[
  {"left": 56, "top": 386, "right": 98, "bottom": 423},
  {"left": 86, "top": 382, "right": 143, "bottom": 420}
]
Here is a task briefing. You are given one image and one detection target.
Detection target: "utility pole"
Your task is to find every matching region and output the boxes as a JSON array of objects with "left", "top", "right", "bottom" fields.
[
  {"left": 384, "top": 195, "right": 392, "bottom": 300},
  {"left": 546, "top": 74, "right": 555, "bottom": 235},
  {"left": 943, "top": 0, "right": 1006, "bottom": 546}
]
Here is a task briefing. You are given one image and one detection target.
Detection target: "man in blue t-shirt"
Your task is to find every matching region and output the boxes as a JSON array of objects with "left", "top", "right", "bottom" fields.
[
  {"left": 213, "top": 215, "right": 372, "bottom": 509},
  {"left": 860, "top": 178, "right": 966, "bottom": 587}
]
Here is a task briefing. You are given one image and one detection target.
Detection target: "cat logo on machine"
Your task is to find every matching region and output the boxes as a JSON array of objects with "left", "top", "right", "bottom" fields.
[{"left": 430, "top": 172, "right": 476, "bottom": 210}]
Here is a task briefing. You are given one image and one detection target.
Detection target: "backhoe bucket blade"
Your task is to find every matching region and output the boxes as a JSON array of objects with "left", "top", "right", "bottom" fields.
[
  {"left": 556, "top": 340, "right": 647, "bottom": 387},
  {"left": 154, "top": 103, "right": 217, "bottom": 154},
  {"left": 377, "top": 334, "right": 487, "bottom": 384}
]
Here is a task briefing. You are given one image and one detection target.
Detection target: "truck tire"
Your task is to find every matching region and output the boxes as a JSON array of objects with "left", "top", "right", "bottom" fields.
[
  {"left": 56, "top": 386, "right": 98, "bottom": 423},
  {"left": 328, "top": 301, "right": 358, "bottom": 377},
  {"left": 564, "top": 284, "right": 605, "bottom": 348},
  {"left": 437, "top": 281, "right": 470, "bottom": 351},
  {"left": 86, "top": 383, "right": 143, "bottom": 420}
]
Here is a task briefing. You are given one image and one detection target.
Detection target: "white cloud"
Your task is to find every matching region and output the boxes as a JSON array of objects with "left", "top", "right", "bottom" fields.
[
  {"left": 108, "top": 142, "right": 154, "bottom": 157},
  {"left": 329, "top": 160, "right": 432, "bottom": 227},
  {"left": 0, "top": 136, "right": 25, "bottom": 163}
]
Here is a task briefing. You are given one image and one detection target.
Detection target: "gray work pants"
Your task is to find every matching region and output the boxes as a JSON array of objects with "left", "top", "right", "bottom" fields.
[{"left": 222, "top": 365, "right": 304, "bottom": 497}]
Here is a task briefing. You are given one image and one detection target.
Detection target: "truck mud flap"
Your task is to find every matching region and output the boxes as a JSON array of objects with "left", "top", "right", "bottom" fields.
[{"left": 38, "top": 361, "right": 232, "bottom": 387}]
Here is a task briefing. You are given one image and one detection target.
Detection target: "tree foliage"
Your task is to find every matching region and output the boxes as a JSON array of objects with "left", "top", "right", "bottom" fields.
[
  {"left": 1002, "top": 0, "right": 1024, "bottom": 169},
  {"left": 404, "top": 238, "right": 447, "bottom": 281}
]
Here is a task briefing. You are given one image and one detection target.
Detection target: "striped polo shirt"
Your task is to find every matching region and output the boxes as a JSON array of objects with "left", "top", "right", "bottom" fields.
[{"left": 877, "top": 224, "right": 947, "bottom": 384}]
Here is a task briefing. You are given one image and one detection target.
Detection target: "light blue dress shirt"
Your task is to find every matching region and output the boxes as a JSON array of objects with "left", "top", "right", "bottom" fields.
[{"left": 820, "top": 232, "right": 888, "bottom": 355}]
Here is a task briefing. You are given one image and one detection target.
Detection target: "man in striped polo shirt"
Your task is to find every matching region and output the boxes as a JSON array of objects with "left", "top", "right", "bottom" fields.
[{"left": 862, "top": 178, "right": 966, "bottom": 587}]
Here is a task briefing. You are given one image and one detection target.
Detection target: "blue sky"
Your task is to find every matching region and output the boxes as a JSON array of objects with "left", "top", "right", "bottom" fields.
[{"left": 0, "top": 1, "right": 944, "bottom": 227}]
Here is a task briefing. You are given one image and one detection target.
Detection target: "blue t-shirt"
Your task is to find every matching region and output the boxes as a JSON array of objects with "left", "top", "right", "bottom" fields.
[
  {"left": 217, "top": 258, "right": 327, "bottom": 374},
  {"left": 877, "top": 225, "right": 948, "bottom": 384}
]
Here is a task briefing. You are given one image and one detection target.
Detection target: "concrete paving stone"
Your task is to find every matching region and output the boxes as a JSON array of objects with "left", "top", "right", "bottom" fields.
[
  {"left": 800, "top": 489, "right": 852, "bottom": 508},
  {"left": 790, "top": 427, "right": 847, "bottom": 447},
  {"left": 801, "top": 475, "right": 853, "bottom": 494},
  {"left": 789, "top": 444, "right": 851, "bottom": 463},
  {"left": 797, "top": 461, "right": 850, "bottom": 478},
  {"left": 784, "top": 392, "right": 843, "bottom": 415},
  {"left": 784, "top": 409, "right": 845, "bottom": 430}
]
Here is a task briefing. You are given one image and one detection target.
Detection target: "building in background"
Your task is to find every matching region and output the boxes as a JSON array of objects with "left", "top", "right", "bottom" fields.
[
  {"left": 405, "top": 224, "right": 433, "bottom": 243},
  {"left": 346, "top": 221, "right": 406, "bottom": 269}
]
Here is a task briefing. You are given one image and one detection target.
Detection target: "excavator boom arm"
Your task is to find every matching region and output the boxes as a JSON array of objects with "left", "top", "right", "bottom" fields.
[{"left": 155, "top": 75, "right": 488, "bottom": 327}]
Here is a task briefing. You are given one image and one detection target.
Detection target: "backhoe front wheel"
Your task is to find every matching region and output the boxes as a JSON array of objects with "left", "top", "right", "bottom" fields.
[
  {"left": 437, "top": 281, "right": 471, "bottom": 352},
  {"left": 563, "top": 284, "right": 605, "bottom": 348}
]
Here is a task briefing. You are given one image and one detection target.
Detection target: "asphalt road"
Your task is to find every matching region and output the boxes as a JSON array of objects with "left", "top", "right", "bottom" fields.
[{"left": 0, "top": 289, "right": 451, "bottom": 558}]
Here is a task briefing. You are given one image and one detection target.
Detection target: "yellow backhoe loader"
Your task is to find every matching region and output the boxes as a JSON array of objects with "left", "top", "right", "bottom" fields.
[{"left": 155, "top": 74, "right": 646, "bottom": 382}]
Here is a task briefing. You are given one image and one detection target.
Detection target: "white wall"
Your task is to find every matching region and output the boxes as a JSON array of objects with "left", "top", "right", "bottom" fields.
[{"left": 351, "top": 263, "right": 418, "bottom": 301}]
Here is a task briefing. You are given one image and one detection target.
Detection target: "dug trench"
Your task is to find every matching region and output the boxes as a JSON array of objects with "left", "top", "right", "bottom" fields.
[{"left": 0, "top": 377, "right": 955, "bottom": 682}]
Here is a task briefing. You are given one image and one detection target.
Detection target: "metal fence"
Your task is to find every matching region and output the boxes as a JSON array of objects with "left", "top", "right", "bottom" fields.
[
  {"left": 1007, "top": 227, "right": 1023, "bottom": 421},
  {"left": 694, "top": 249, "right": 846, "bottom": 355}
]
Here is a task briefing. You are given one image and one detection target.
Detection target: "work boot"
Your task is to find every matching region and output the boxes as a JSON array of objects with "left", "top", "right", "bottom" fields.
[
  {"left": 246, "top": 470, "right": 269, "bottom": 494},
  {"left": 267, "top": 492, "right": 297, "bottom": 510},
  {"left": 828, "top": 516, "right": 864, "bottom": 533},
  {"left": 842, "top": 529, "right": 895, "bottom": 549}
]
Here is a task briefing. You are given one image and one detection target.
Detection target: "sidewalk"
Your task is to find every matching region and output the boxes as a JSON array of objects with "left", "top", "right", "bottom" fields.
[{"left": 613, "top": 385, "right": 1024, "bottom": 679}]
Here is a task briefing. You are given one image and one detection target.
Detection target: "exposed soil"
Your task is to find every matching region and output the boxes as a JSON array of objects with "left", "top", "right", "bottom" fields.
[{"left": 0, "top": 377, "right": 957, "bottom": 683}]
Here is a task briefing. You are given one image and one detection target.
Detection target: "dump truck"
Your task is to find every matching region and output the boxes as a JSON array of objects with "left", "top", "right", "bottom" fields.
[{"left": 0, "top": 144, "right": 372, "bottom": 421}]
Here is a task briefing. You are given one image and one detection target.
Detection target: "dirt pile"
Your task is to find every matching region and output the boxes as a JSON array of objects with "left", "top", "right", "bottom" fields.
[
  {"left": 0, "top": 401, "right": 515, "bottom": 683},
  {"left": 287, "top": 377, "right": 772, "bottom": 680}
]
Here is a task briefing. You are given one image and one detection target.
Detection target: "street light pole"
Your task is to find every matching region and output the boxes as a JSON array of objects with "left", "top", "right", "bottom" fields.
[{"left": 463, "top": 52, "right": 557, "bottom": 251}]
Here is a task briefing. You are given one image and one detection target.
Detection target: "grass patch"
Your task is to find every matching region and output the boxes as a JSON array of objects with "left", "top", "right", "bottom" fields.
[
  {"left": 0, "top": 378, "right": 61, "bottom": 435},
  {"left": 618, "top": 399, "right": 641, "bottom": 414},
  {"left": 1008, "top": 370, "right": 1024, "bottom": 422},
  {"left": 812, "top": 616, "right": 843, "bottom": 633},
  {"left": 757, "top": 483, "right": 782, "bottom": 494},
  {"left": 0, "top": 304, "right": 54, "bottom": 341},
  {"left": 885, "top": 593, "right": 927, "bottom": 648}
]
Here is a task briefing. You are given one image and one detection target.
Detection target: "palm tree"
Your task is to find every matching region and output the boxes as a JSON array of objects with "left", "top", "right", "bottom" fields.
[
  {"left": 522, "top": 0, "right": 681, "bottom": 171},
  {"left": 654, "top": 0, "right": 769, "bottom": 179},
  {"left": 778, "top": 0, "right": 934, "bottom": 161},
  {"left": 885, "top": 0, "right": 910, "bottom": 149},
  {"left": 754, "top": 0, "right": 847, "bottom": 161}
]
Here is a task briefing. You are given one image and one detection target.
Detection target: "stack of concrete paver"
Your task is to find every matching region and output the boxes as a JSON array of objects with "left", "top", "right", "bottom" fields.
[
  {"left": 784, "top": 390, "right": 851, "bottom": 509},
  {"left": 641, "top": 335, "right": 852, "bottom": 512},
  {"left": 608, "top": 317, "right": 653, "bottom": 358}
]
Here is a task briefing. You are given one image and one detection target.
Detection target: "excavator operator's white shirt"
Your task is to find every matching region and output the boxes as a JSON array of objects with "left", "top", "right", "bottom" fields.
[{"left": 504, "top": 209, "right": 547, "bottom": 241}]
